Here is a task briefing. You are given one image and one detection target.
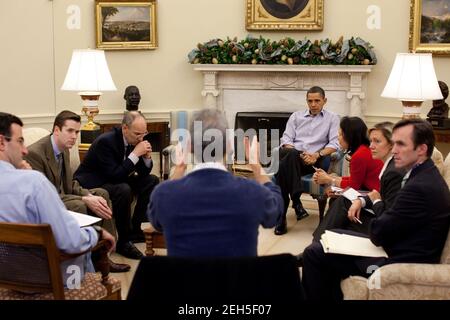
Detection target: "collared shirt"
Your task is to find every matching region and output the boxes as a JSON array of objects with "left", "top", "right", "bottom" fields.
[
  {"left": 50, "top": 134, "right": 62, "bottom": 160},
  {"left": 122, "top": 135, "right": 152, "bottom": 168},
  {"left": 0, "top": 160, "right": 98, "bottom": 287},
  {"left": 191, "top": 162, "right": 228, "bottom": 173},
  {"left": 280, "top": 109, "right": 340, "bottom": 153}
]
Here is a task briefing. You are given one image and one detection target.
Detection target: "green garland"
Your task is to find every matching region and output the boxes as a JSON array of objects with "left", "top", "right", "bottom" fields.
[{"left": 188, "top": 35, "right": 377, "bottom": 66}]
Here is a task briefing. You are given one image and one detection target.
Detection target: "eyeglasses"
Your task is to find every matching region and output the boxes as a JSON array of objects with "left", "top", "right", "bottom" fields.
[{"left": 132, "top": 131, "right": 148, "bottom": 138}]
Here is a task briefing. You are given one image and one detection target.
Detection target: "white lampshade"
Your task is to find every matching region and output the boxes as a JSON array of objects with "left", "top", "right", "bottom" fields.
[
  {"left": 381, "top": 53, "right": 442, "bottom": 101},
  {"left": 61, "top": 49, "right": 116, "bottom": 92}
]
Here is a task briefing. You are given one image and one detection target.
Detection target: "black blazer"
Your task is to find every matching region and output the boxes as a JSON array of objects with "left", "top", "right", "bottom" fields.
[
  {"left": 369, "top": 159, "right": 450, "bottom": 264},
  {"left": 74, "top": 127, "right": 152, "bottom": 189},
  {"left": 364, "top": 158, "right": 405, "bottom": 215}
]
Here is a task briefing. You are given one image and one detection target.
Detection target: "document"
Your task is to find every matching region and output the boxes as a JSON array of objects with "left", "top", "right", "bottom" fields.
[
  {"left": 320, "top": 230, "right": 388, "bottom": 258},
  {"left": 68, "top": 210, "right": 102, "bottom": 227}
]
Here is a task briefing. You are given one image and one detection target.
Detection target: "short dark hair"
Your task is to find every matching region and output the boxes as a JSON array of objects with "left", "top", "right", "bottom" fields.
[
  {"left": 307, "top": 86, "right": 325, "bottom": 98},
  {"left": 340, "top": 116, "right": 370, "bottom": 155},
  {"left": 52, "top": 110, "right": 81, "bottom": 133},
  {"left": 0, "top": 112, "right": 23, "bottom": 138},
  {"left": 393, "top": 119, "right": 435, "bottom": 157}
]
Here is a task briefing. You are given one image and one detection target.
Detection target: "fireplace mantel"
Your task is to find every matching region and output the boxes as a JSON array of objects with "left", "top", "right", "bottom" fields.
[{"left": 193, "top": 64, "right": 373, "bottom": 127}]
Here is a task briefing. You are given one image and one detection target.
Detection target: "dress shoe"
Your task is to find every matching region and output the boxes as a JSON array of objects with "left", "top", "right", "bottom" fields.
[
  {"left": 293, "top": 203, "right": 309, "bottom": 220},
  {"left": 108, "top": 258, "right": 131, "bottom": 273},
  {"left": 296, "top": 253, "right": 303, "bottom": 268},
  {"left": 274, "top": 220, "right": 287, "bottom": 235},
  {"left": 116, "top": 241, "right": 144, "bottom": 260},
  {"left": 129, "top": 230, "right": 146, "bottom": 243}
]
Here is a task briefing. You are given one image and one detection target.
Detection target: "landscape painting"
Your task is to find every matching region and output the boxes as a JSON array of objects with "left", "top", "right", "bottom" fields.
[
  {"left": 410, "top": 0, "right": 450, "bottom": 54},
  {"left": 96, "top": 1, "right": 157, "bottom": 50}
]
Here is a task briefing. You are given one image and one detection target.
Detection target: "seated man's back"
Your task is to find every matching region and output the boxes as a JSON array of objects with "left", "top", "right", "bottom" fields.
[{"left": 148, "top": 168, "right": 282, "bottom": 257}]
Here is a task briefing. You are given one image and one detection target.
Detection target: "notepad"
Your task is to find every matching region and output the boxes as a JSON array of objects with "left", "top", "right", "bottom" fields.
[
  {"left": 320, "top": 230, "right": 388, "bottom": 258},
  {"left": 68, "top": 210, "right": 102, "bottom": 227}
]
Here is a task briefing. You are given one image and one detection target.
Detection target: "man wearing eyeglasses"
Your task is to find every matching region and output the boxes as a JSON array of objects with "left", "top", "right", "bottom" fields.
[
  {"left": 75, "top": 111, "right": 160, "bottom": 260},
  {"left": 0, "top": 112, "right": 115, "bottom": 285}
]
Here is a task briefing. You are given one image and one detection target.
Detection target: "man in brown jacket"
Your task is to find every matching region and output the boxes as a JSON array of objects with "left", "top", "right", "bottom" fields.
[{"left": 25, "top": 110, "right": 130, "bottom": 272}]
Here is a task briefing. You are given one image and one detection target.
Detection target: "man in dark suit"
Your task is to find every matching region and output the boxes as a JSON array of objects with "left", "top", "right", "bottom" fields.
[
  {"left": 75, "top": 111, "right": 159, "bottom": 260},
  {"left": 312, "top": 157, "right": 405, "bottom": 240},
  {"left": 302, "top": 119, "right": 450, "bottom": 300},
  {"left": 25, "top": 110, "right": 130, "bottom": 272}
]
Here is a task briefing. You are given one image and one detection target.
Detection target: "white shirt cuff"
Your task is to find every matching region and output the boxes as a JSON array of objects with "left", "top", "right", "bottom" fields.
[
  {"left": 357, "top": 196, "right": 366, "bottom": 208},
  {"left": 128, "top": 153, "right": 139, "bottom": 165},
  {"left": 372, "top": 199, "right": 382, "bottom": 206}
]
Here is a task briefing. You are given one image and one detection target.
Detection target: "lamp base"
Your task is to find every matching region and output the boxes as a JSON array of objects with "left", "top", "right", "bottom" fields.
[{"left": 402, "top": 101, "right": 423, "bottom": 119}]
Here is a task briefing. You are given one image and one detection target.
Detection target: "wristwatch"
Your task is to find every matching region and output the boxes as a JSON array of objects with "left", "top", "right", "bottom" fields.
[
  {"left": 318, "top": 150, "right": 325, "bottom": 158},
  {"left": 93, "top": 225, "right": 102, "bottom": 239}
]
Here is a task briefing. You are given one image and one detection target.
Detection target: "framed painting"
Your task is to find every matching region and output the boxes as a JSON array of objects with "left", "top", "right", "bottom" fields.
[
  {"left": 246, "top": 0, "right": 323, "bottom": 31},
  {"left": 409, "top": 0, "right": 450, "bottom": 55},
  {"left": 95, "top": 0, "right": 157, "bottom": 50}
]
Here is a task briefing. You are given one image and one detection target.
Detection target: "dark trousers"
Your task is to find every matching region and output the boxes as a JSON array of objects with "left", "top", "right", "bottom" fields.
[
  {"left": 103, "top": 174, "right": 159, "bottom": 244},
  {"left": 275, "top": 148, "right": 321, "bottom": 217},
  {"left": 312, "top": 196, "right": 375, "bottom": 241},
  {"left": 302, "top": 236, "right": 387, "bottom": 300}
]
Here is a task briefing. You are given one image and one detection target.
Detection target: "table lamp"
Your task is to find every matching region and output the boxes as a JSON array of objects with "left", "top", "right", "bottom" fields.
[
  {"left": 381, "top": 53, "right": 442, "bottom": 119},
  {"left": 61, "top": 49, "right": 116, "bottom": 145}
]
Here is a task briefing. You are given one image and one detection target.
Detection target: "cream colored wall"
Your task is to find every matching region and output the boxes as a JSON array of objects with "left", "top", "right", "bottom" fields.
[{"left": 1, "top": 0, "right": 450, "bottom": 129}]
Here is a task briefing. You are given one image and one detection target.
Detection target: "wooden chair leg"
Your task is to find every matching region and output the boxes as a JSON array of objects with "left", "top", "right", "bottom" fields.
[
  {"left": 143, "top": 228, "right": 166, "bottom": 256},
  {"left": 143, "top": 228, "right": 156, "bottom": 256}
]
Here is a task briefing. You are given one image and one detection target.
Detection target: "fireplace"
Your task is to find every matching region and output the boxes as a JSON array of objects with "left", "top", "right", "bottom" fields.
[
  {"left": 234, "top": 111, "right": 291, "bottom": 166},
  {"left": 193, "top": 64, "right": 373, "bottom": 129}
]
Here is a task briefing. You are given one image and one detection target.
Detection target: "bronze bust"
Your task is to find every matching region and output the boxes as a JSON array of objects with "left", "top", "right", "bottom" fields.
[
  {"left": 427, "top": 81, "right": 449, "bottom": 119},
  {"left": 124, "top": 85, "right": 141, "bottom": 111}
]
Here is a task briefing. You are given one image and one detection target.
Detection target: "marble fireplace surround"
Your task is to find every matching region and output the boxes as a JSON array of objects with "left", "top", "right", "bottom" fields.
[{"left": 193, "top": 64, "right": 373, "bottom": 129}]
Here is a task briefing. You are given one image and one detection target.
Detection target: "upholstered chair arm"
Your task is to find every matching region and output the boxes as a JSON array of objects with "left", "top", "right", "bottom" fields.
[{"left": 342, "top": 263, "right": 450, "bottom": 300}]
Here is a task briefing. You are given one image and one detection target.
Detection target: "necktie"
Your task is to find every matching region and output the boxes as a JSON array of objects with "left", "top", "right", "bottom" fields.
[
  {"left": 125, "top": 144, "right": 133, "bottom": 160},
  {"left": 401, "top": 171, "right": 411, "bottom": 189},
  {"left": 56, "top": 153, "right": 65, "bottom": 194}
]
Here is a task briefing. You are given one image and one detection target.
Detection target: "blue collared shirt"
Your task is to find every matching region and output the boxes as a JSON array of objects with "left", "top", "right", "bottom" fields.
[
  {"left": 0, "top": 161, "right": 98, "bottom": 287},
  {"left": 50, "top": 134, "right": 62, "bottom": 160},
  {"left": 280, "top": 109, "right": 340, "bottom": 153}
]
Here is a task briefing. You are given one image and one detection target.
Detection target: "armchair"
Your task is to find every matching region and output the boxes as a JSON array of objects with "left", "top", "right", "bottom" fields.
[
  {"left": 443, "top": 152, "right": 450, "bottom": 188},
  {"left": 341, "top": 227, "right": 450, "bottom": 300},
  {"left": 23, "top": 127, "right": 80, "bottom": 173},
  {"left": 127, "top": 254, "right": 303, "bottom": 310},
  {"left": 0, "top": 222, "right": 121, "bottom": 300}
]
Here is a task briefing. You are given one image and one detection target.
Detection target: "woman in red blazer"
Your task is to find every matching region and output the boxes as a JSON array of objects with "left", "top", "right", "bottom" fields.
[{"left": 313, "top": 117, "right": 383, "bottom": 191}]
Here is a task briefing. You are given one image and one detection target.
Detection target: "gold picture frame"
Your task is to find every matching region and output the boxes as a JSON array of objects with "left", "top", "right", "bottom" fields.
[
  {"left": 95, "top": 0, "right": 157, "bottom": 50},
  {"left": 409, "top": 0, "right": 450, "bottom": 55},
  {"left": 246, "top": 0, "right": 323, "bottom": 31}
]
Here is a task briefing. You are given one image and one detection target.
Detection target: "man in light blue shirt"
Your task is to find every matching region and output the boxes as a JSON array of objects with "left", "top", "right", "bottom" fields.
[
  {"left": 275, "top": 86, "right": 340, "bottom": 235},
  {"left": 0, "top": 112, "right": 115, "bottom": 288}
]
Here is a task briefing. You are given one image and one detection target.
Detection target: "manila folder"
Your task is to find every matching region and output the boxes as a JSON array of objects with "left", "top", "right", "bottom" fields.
[{"left": 320, "top": 230, "right": 388, "bottom": 258}]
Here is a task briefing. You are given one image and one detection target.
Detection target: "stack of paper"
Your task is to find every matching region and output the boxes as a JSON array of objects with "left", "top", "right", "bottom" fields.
[
  {"left": 320, "top": 230, "right": 388, "bottom": 257},
  {"left": 68, "top": 210, "right": 102, "bottom": 227}
]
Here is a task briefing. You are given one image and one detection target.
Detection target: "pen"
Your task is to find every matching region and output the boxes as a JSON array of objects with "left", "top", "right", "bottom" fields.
[
  {"left": 354, "top": 217, "right": 363, "bottom": 224},
  {"left": 312, "top": 166, "right": 320, "bottom": 171}
]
